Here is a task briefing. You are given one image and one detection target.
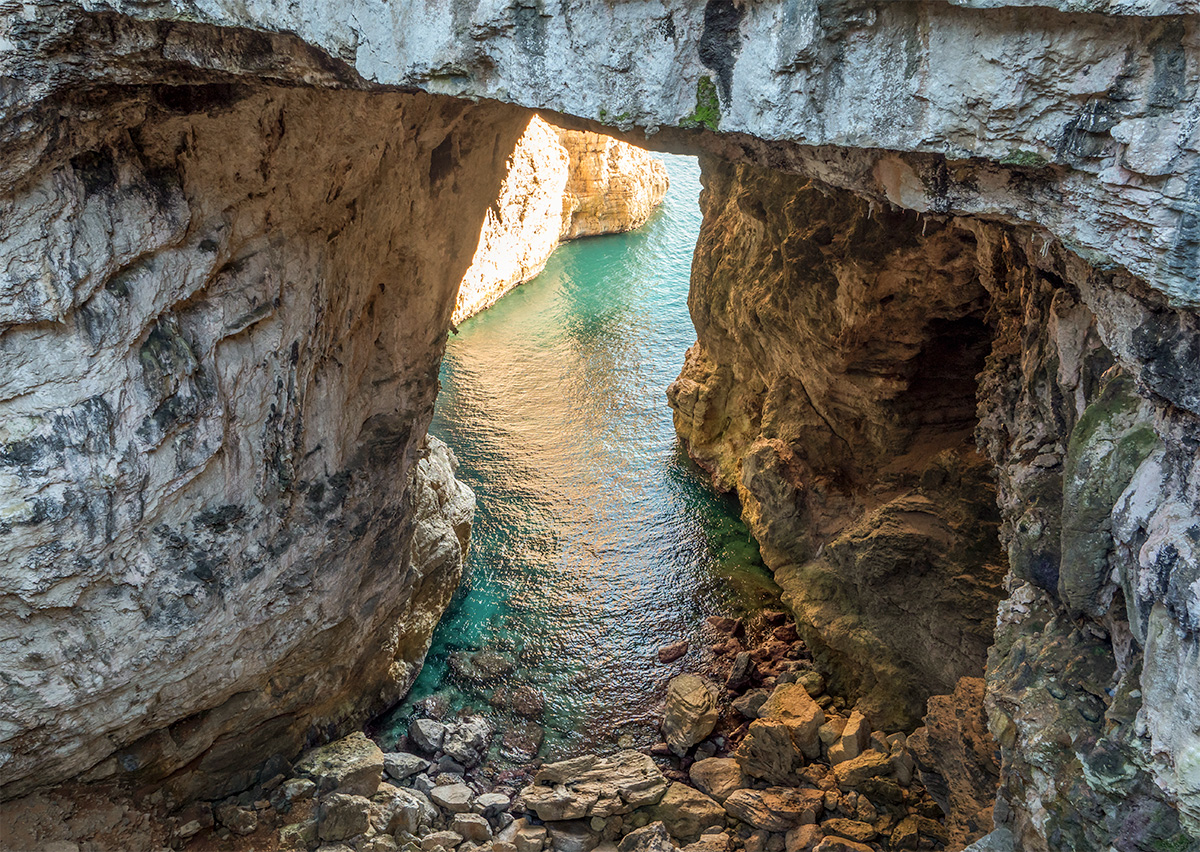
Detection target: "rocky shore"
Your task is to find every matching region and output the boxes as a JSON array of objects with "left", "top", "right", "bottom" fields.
[{"left": 2, "top": 609, "right": 989, "bottom": 852}]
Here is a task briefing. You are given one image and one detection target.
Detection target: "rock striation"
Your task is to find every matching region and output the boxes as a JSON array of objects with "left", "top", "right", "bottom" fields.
[
  {"left": 0, "top": 66, "right": 525, "bottom": 802},
  {"left": 452, "top": 116, "right": 668, "bottom": 323},
  {"left": 4, "top": 2, "right": 1200, "bottom": 848}
]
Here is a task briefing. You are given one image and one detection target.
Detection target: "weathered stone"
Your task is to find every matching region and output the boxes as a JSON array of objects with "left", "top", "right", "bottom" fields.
[
  {"left": 546, "top": 819, "right": 597, "bottom": 852},
  {"left": 662, "top": 676, "right": 721, "bottom": 757},
  {"left": 294, "top": 733, "right": 385, "bottom": 798},
  {"left": 658, "top": 641, "right": 689, "bottom": 664},
  {"left": 411, "top": 720, "right": 449, "bottom": 755},
  {"left": 811, "top": 838, "right": 871, "bottom": 852},
  {"left": 272, "top": 777, "right": 317, "bottom": 813},
  {"left": 384, "top": 753, "right": 430, "bottom": 782},
  {"left": 431, "top": 784, "right": 474, "bottom": 814},
  {"left": 732, "top": 690, "right": 770, "bottom": 720},
  {"left": 317, "top": 793, "right": 372, "bottom": 842},
  {"left": 734, "top": 720, "right": 803, "bottom": 786},
  {"left": 688, "top": 758, "right": 746, "bottom": 804},
  {"left": 783, "top": 825, "right": 822, "bottom": 852},
  {"left": 816, "top": 819, "right": 873, "bottom": 843},
  {"left": 515, "top": 824, "right": 549, "bottom": 852},
  {"left": 421, "top": 831, "right": 465, "bottom": 851},
  {"left": 725, "top": 653, "right": 757, "bottom": 692},
  {"left": 379, "top": 787, "right": 438, "bottom": 835},
  {"left": 442, "top": 717, "right": 493, "bottom": 768},
  {"left": 453, "top": 813, "right": 494, "bottom": 843},
  {"left": 519, "top": 751, "right": 667, "bottom": 821},
  {"left": 214, "top": 800, "right": 258, "bottom": 836},
  {"left": 473, "top": 792, "right": 512, "bottom": 817},
  {"left": 759, "top": 684, "right": 824, "bottom": 759},
  {"left": 617, "top": 821, "right": 676, "bottom": 852},
  {"left": 831, "top": 752, "right": 892, "bottom": 790},
  {"left": 837, "top": 714, "right": 870, "bottom": 764},
  {"left": 723, "top": 788, "right": 824, "bottom": 832},
  {"left": 647, "top": 783, "right": 725, "bottom": 843},
  {"left": 680, "top": 831, "right": 730, "bottom": 852},
  {"left": 279, "top": 819, "right": 318, "bottom": 850}
]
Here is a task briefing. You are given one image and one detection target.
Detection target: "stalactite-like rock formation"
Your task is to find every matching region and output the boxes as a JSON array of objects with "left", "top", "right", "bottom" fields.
[{"left": 452, "top": 116, "right": 667, "bottom": 323}]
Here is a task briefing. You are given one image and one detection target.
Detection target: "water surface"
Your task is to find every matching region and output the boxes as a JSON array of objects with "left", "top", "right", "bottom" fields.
[{"left": 378, "top": 154, "right": 778, "bottom": 765}]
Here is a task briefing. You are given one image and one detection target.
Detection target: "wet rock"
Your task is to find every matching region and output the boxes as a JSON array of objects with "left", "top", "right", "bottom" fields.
[
  {"left": 726, "top": 653, "right": 757, "bottom": 692},
  {"left": 732, "top": 690, "right": 770, "bottom": 719},
  {"left": 214, "top": 800, "right": 258, "bottom": 836},
  {"left": 658, "top": 641, "right": 689, "bottom": 663},
  {"left": 501, "top": 723, "right": 546, "bottom": 762},
  {"left": 723, "top": 788, "right": 824, "bottom": 832},
  {"left": 512, "top": 686, "right": 546, "bottom": 719},
  {"left": 432, "top": 784, "right": 475, "bottom": 813},
  {"left": 443, "top": 716, "right": 493, "bottom": 768},
  {"left": 647, "top": 783, "right": 725, "bottom": 843},
  {"left": 411, "top": 720, "right": 448, "bottom": 755},
  {"left": 706, "top": 617, "right": 745, "bottom": 637},
  {"left": 317, "top": 792, "right": 372, "bottom": 842},
  {"left": 618, "top": 821, "right": 676, "bottom": 852},
  {"left": 385, "top": 752, "right": 430, "bottom": 781},
  {"left": 453, "top": 813, "right": 494, "bottom": 843},
  {"left": 663, "top": 675, "right": 721, "bottom": 757},
  {"left": 450, "top": 650, "right": 517, "bottom": 684},
  {"left": 831, "top": 751, "right": 891, "bottom": 789},
  {"left": 295, "top": 732, "right": 385, "bottom": 797},
  {"left": 688, "top": 758, "right": 746, "bottom": 803},
  {"left": 519, "top": 751, "right": 667, "bottom": 820}
]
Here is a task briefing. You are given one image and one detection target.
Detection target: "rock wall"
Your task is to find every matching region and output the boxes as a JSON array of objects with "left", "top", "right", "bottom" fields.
[
  {"left": 452, "top": 117, "right": 667, "bottom": 323},
  {"left": 0, "top": 32, "right": 531, "bottom": 800},
  {"left": 5, "top": 2, "right": 1200, "bottom": 847},
  {"left": 669, "top": 157, "right": 1200, "bottom": 848}
]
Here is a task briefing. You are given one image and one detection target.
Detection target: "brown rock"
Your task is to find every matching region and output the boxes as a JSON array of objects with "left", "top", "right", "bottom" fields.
[
  {"left": 830, "top": 751, "right": 891, "bottom": 789},
  {"left": 294, "top": 733, "right": 385, "bottom": 798},
  {"left": 663, "top": 675, "right": 721, "bottom": 756},
  {"left": 648, "top": 783, "right": 725, "bottom": 843},
  {"left": 784, "top": 824, "right": 823, "bottom": 852},
  {"left": 907, "top": 677, "right": 999, "bottom": 849},
  {"left": 688, "top": 758, "right": 747, "bottom": 803},
  {"left": 658, "top": 641, "right": 690, "bottom": 664},
  {"left": 817, "top": 818, "right": 874, "bottom": 842},
  {"left": 812, "top": 838, "right": 872, "bottom": 852},
  {"left": 760, "top": 684, "right": 825, "bottom": 758},
  {"left": 723, "top": 788, "right": 824, "bottom": 831}
]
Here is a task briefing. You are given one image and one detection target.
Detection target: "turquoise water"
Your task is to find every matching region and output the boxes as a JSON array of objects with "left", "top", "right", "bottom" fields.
[{"left": 377, "top": 154, "right": 778, "bottom": 768}]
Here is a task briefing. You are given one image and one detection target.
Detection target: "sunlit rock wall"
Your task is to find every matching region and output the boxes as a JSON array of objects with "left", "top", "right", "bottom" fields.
[
  {"left": 452, "top": 116, "right": 667, "bottom": 323},
  {"left": 0, "top": 21, "right": 528, "bottom": 798}
]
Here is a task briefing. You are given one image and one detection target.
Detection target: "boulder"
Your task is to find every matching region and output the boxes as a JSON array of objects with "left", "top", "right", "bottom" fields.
[
  {"left": 733, "top": 720, "right": 801, "bottom": 785},
  {"left": 658, "top": 641, "right": 689, "bottom": 663},
  {"left": 818, "top": 819, "right": 874, "bottom": 843},
  {"left": 830, "top": 752, "right": 891, "bottom": 789},
  {"left": 214, "top": 801, "right": 258, "bottom": 836},
  {"left": 760, "top": 684, "right": 824, "bottom": 758},
  {"left": 836, "top": 713, "right": 870, "bottom": 763},
  {"left": 663, "top": 675, "right": 721, "bottom": 757},
  {"left": 688, "top": 758, "right": 746, "bottom": 803},
  {"left": 512, "top": 686, "right": 547, "bottom": 719},
  {"left": 432, "top": 783, "right": 475, "bottom": 813},
  {"left": 317, "top": 792, "right": 372, "bottom": 842},
  {"left": 449, "top": 650, "right": 517, "bottom": 684},
  {"left": 722, "top": 788, "right": 824, "bottom": 831},
  {"left": 726, "top": 653, "right": 757, "bottom": 691},
  {"left": 519, "top": 751, "right": 667, "bottom": 821},
  {"left": 453, "top": 813, "right": 495, "bottom": 843},
  {"left": 618, "top": 821, "right": 677, "bottom": 852},
  {"left": 732, "top": 690, "right": 770, "bottom": 719},
  {"left": 443, "top": 716, "right": 494, "bottom": 767},
  {"left": 546, "top": 819, "right": 598, "bottom": 852},
  {"left": 647, "top": 783, "right": 725, "bottom": 843},
  {"left": 294, "top": 732, "right": 385, "bottom": 797},
  {"left": 278, "top": 819, "right": 317, "bottom": 849},
  {"left": 501, "top": 722, "right": 546, "bottom": 761},
  {"left": 784, "top": 825, "right": 822, "bottom": 852},
  {"left": 474, "top": 792, "right": 512, "bottom": 817},
  {"left": 812, "top": 838, "right": 871, "bottom": 852},
  {"left": 680, "top": 831, "right": 731, "bottom": 852},
  {"left": 410, "top": 719, "right": 448, "bottom": 754},
  {"left": 421, "top": 831, "right": 465, "bottom": 851},
  {"left": 379, "top": 786, "right": 438, "bottom": 834},
  {"left": 384, "top": 752, "right": 430, "bottom": 781},
  {"left": 515, "top": 824, "right": 550, "bottom": 852},
  {"left": 272, "top": 777, "right": 317, "bottom": 813}
]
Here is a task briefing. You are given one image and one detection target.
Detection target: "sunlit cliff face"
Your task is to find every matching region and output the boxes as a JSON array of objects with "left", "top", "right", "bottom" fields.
[{"left": 453, "top": 116, "right": 668, "bottom": 324}]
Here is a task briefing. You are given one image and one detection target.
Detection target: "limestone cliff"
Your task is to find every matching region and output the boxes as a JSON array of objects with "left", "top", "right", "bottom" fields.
[
  {"left": 4, "top": 2, "right": 1200, "bottom": 848},
  {"left": 0, "top": 59, "right": 528, "bottom": 801},
  {"left": 452, "top": 117, "right": 667, "bottom": 323}
]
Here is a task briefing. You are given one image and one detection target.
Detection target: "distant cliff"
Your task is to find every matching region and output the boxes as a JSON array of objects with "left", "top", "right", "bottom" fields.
[{"left": 453, "top": 117, "right": 668, "bottom": 323}]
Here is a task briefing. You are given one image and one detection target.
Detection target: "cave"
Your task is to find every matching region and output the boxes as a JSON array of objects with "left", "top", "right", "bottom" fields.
[{"left": 2, "top": 4, "right": 1199, "bottom": 852}]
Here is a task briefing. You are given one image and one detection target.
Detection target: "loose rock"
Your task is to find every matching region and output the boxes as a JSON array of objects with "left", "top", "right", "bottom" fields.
[
  {"left": 294, "top": 732, "right": 385, "bottom": 797},
  {"left": 722, "top": 788, "right": 824, "bottom": 832},
  {"left": 317, "top": 792, "right": 372, "bottom": 842},
  {"left": 663, "top": 675, "right": 721, "bottom": 757}
]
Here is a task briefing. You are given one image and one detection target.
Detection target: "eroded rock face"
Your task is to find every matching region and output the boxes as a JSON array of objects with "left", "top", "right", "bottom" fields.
[
  {"left": 668, "top": 158, "right": 1008, "bottom": 729},
  {"left": 0, "top": 66, "right": 528, "bottom": 801},
  {"left": 452, "top": 116, "right": 667, "bottom": 323},
  {"left": 670, "top": 157, "right": 1200, "bottom": 845}
]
